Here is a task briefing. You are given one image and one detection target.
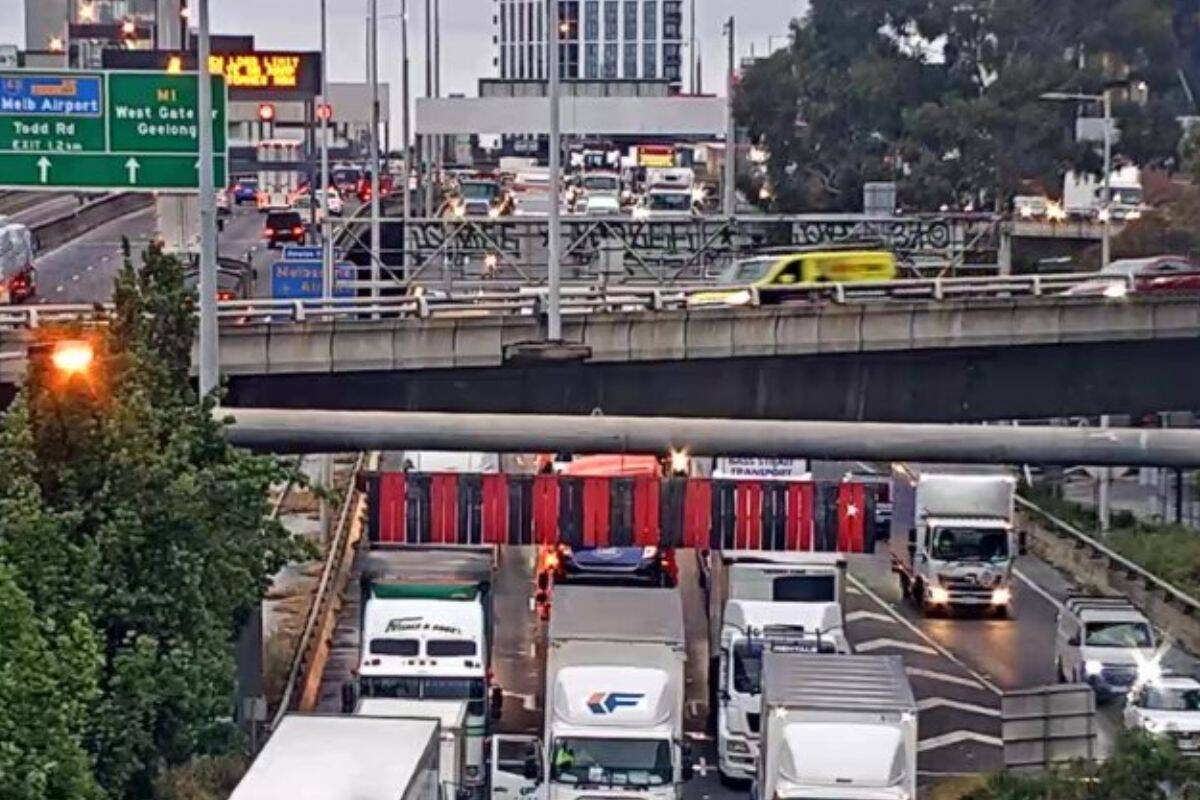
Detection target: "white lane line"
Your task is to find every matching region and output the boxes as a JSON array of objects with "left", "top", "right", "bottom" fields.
[
  {"left": 906, "top": 667, "right": 989, "bottom": 690},
  {"left": 917, "top": 730, "right": 1003, "bottom": 752},
  {"left": 846, "top": 610, "right": 896, "bottom": 625},
  {"left": 1013, "top": 567, "right": 1064, "bottom": 611},
  {"left": 917, "top": 697, "right": 1002, "bottom": 717},
  {"left": 856, "top": 638, "right": 938, "bottom": 656},
  {"left": 848, "top": 573, "right": 1002, "bottom": 695},
  {"left": 846, "top": 585, "right": 863, "bottom": 596}
]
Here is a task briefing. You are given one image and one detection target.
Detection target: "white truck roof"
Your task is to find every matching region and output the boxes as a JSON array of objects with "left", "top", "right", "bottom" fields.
[
  {"left": 763, "top": 653, "right": 915, "bottom": 713},
  {"left": 356, "top": 698, "right": 469, "bottom": 729},
  {"left": 231, "top": 714, "right": 438, "bottom": 800},
  {"left": 725, "top": 599, "right": 842, "bottom": 636},
  {"left": 550, "top": 586, "right": 684, "bottom": 645}
]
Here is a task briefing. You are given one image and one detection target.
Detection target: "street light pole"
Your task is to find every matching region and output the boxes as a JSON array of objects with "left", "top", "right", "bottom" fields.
[
  {"left": 368, "top": 0, "right": 382, "bottom": 296},
  {"left": 723, "top": 16, "right": 736, "bottom": 217},
  {"left": 424, "top": 0, "right": 433, "bottom": 217},
  {"left": 547, "top": 0, "right": 563, "bottom": 341},
  {"left": 197, "top": 0, "right": 218, "bottom": 399},
  {"left": 401, "top": 0, "right": 412, "bottom": 262},
  {"left": 319, "top": 0, "right": 332, "bottom": 299},
  {"left": 1101, "top": 90, "right": 1112, "bottom": 272}
]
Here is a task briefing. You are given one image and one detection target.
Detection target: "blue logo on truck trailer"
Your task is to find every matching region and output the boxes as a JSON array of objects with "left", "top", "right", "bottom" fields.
[{"left": 587, "top": 692, "right": 644, "bottom": 714}]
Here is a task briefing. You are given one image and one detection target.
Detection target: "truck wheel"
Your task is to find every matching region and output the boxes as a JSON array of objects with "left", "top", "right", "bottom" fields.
[
  {"left": 992, "top": 604, "right": 1010, "bottom": 620},
  {"left": 899, "top": 573, "right": 911, "bottom": 598},
  {"left": 917, "top": 583, "right": 939, "bottom": 618}
]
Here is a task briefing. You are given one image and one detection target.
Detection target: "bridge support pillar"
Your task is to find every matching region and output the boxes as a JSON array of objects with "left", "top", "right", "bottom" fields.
[{"left": 998, "top": 225, "right": 1013, "bottom": 275}]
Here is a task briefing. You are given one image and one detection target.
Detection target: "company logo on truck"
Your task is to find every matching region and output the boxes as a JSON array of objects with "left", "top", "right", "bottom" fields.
[{"left": 587, "top": 692, "right": 645, "bottom": 715}]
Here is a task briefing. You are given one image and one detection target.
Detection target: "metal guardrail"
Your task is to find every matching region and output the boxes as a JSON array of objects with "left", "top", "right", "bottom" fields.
[
  {"left": 0, "top": 271, "right": 1136, "bottom": 331},
  {"left": 270, "top": 451, "right": 372, "bottom": 731},
  {"left": 1015, "top": 494, "right": 1200, "bottom": 614},
  {"left": 30, "top": 192, "right": 153, "bottom": 255}
]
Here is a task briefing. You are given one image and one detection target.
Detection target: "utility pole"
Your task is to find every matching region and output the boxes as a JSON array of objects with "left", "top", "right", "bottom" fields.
[
  {"left": 434, "top": 0, "right": 441, "bottom": 184},
  {"left": 1101, "top": 90, "right": 1112, "bottom": 271},
  {"left": 424, "top": 0, "right": 434, "bottom": 217},
  {"left": 689, "top": 0, "right": 697, "bottom": 95},
  {"left": 547, "top": 0, "right": 562, "bottom": 341},
  {"left": 197, "top": 0, "right": 218, "bottom": 399},
  {"left": 401, "top": 0, "right": 412, "bottom": 266},
  {"left": 723, "top": 16, "right": 736, "bottom": 217},
  {"left": 319, "top": 0, "right": 332, "bottom": 299},
  {"left": 368, "top": 0, "right": 382, "bottom": 296}
]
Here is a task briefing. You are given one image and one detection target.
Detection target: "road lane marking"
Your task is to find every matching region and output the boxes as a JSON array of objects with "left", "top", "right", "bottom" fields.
[
  {"left": 848, "top": 573, "right": 1002, "bottom": 695},
  {"left": 846, "top": 585, "right": 863, "bottom": 595},
  {"left": 917, "top": 730, "right": 1003, "bottom": 752},
  {"left": 917, "top": 697, "right": 1002, "bottom": 717},
  {"left": 1013, "top": 567, "right": 1064, "bottom": 611},
  {"left": 906, "top": 667, "right": 988, "bottom": 690},
  {"left": 856, "top": 638, "right": 938, "bottom": 656},
  {"left": 846, "top": 610, "right": 896, "bottom": 625}
]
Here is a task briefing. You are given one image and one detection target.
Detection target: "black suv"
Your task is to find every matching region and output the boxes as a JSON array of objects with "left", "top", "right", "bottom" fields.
[{"left": 263, "top": 211, "right": 306, "bottom": 249}]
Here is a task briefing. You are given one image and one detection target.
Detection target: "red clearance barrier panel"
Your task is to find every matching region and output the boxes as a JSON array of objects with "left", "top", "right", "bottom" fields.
[{"left": 364, "top": 472, "right": 882, "bottom": 554}]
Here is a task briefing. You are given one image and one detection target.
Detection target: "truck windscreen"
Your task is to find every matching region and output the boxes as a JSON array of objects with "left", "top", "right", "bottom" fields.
[
  {"left": 772, "top": 575, "right": 836, "bottom": 602},
  {"left": 551, "top": 738, "right": 671, "bottom": 787},
  {"left": 930, "top": 528, "right": 1009, "bottom": 562},
  {"left": 370, "top": 638, "right": 419, "bottom": 655},
  {"left": 427, "top": 640, "right": 477, "bottom": 656}
]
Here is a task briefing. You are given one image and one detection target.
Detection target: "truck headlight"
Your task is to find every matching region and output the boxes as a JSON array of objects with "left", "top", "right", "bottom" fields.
[
  {"left": 1084, "top": 660, "right": 1104, "bottom": 676},
  {"left": 727, "top": 740, "right": 750, "bottom": 754},
  {"left": 929, "top": 586, "right": 950, "bottom": 604},
  {"left": 990, "top": 587, "right": 1012, "bottom": 605},
  {"left": 1138, "top": 661, "right": 1163, "bottom": 684}
]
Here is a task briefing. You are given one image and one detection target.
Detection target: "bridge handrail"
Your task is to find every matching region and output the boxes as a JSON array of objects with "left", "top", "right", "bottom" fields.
[
  {"left": 1015, "top": 494, "right": 1200, "bottom": 614},
  {"left": 0, "top": 271, "right": 1138, "bottom": 330}
]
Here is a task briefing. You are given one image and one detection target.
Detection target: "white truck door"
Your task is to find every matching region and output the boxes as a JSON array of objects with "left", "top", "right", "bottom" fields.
[{"left": 491, "top": 735, "right": 543, "bottom": 800}]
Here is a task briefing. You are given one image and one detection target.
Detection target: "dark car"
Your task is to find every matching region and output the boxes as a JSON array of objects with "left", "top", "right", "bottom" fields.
[
  {"left": 332, "top": 166, "right": 363, "bottom": 198},
  {"left": 558, "top": 545, "right": 676, "bottom": 587},
  {"left": 231, "top": 176, "right": 259, "bottom": 205},
  {"left": 263, "top": 211, "right": 306, "bottom": 249}
]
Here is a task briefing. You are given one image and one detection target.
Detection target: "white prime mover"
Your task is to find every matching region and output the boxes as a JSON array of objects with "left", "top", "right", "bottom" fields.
[
  {"left": 495, "top": 585, "right": 693, "bottom": 800},
  {"left": 357, "top": 698, "right": 470, "bottom": 799},
  {"left": 757, "top": 653, "right": 917, "bottom": 800},
  {"left": 230, "top": 714, "right": 441, "bottom": 800},
  {"left": 890, "top": 465, "right": 1018, "bottom": 617},
  {"left": 707, "top": 553, "right": 849, "bottom": 784},
  {"left": 344, "top": 552, "right": 499, "bottom": 800}
]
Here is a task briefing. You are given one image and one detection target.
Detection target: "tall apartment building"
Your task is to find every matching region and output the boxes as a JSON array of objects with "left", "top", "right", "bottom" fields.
[{"left": 495, "top": 0, "right": 684, "bottom": 89}]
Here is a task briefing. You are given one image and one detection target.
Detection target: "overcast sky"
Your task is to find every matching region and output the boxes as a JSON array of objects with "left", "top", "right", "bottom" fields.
[{"left": 0, "top": 0, "right": 806, "bottom": 130}]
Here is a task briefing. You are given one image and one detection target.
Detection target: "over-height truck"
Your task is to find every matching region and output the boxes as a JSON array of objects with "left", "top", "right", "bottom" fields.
[
  {"left": 756, "top": 653, "right": 917, "bottom": 800},
  {"left": 493, "top": 586, "right": 693, "bottom": 800},
  {"left": 890, "top": 465, "right": 1019, "bottom": 617},
  {"left": 706, "top": 553, "right": 850, "bottom": 785}
]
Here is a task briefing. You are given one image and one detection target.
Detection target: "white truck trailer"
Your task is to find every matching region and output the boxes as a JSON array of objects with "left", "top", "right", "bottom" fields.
[
  {"left": 493, "top": 585, "right": 693, "bottom": 800},
  {"left": 890, "top": 465, "right": 1019, "bottom": 617},
  {"left": 706, "top": 553, "right": 849, "bottom": 785},
  {"left": 356, "top": 698, "right": 470, "bottom": 800},
  {"left": 757, "top": 653, "right": 917, "bottom": 800},
  {"left": 230, "top": 714, "right": 441, "bottom": 800}
]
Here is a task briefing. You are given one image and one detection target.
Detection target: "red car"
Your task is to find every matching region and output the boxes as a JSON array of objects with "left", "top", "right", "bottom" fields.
[
  {"left": 357, "top": 173, "right": 394, "bottom": 203},
  {"left": 1064, "top": 256, "right": 1200, "bottom": 298}
]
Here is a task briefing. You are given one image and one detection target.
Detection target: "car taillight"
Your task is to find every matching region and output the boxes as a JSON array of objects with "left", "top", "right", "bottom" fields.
[
  {"left": 217, "top": 291, "right": 235, "bottom": 301},
  {"left": 292, "top": 226, "right": 303, "bottom": 235},
  {"left": 263, "top": 228, "right": 274, "bottom": 236}
]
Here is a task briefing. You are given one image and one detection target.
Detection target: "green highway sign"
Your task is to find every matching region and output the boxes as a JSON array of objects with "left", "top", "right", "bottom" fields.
[{"left": 0, "top": 70, "right": 227, "bottom": 191}]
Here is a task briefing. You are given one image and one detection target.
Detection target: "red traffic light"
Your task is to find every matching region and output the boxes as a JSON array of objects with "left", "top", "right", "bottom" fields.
[
  {"left": 316, "top": 103, "right": 333, "bottom": 122},
  {"left": 258, "top": 103, "right": 276, "bottom": 122}
]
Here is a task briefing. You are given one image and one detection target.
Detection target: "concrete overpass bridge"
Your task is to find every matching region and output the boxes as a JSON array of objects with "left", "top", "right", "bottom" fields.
[{"left": 4, "top": 275, "right": 1197, "bottom": 422}]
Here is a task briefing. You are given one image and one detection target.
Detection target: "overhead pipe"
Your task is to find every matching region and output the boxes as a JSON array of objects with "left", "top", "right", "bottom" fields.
[{"left": 221, "top": 409, "right": 1200, "bottom": 467}]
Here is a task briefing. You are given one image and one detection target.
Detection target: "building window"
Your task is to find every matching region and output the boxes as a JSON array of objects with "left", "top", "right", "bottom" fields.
[
  {"left": 604, "top": 2, "right": 619, "bottom": 41},
  {"left": 585, "top": 42, "right": 599, "bottom": 78},
  {"left": 519, "top": 43, "right": 526, "bottom": 75},
  {"left": 584, "top": 1, "right": 599, "bottom": 40},
  {"left": 500, "top": 3, "right": 507, "bottom": 42},
  {"left": 624, "top": 41, "right": 638, "bottom": 77},
  {"left": 537, "top": 43, "right": 544, "bottom": 78},
  {"left": 662, "top": 0, "right": 682, "bottom": 40},
  {"left": 624, "top": 1, "right": 638, "bottom": 39},
  {"left": 643, "top": 42, "right": 656, "bottom": 78},
  {"left": 663, "top": 42, "right": 681, "bottom": 81},
  {"left": 643, "top": 1, "right": 657, "bottom": 42},
  {"left": 604, "top": 42, "right": 618, "bottom": 77}
]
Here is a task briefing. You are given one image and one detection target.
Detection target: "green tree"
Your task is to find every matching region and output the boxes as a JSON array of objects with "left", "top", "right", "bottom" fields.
[
  {"left": 0, "top": 561, "right": 100, "bottom": 800},
  {"left": 1, "top": 242, "right": 306, "bottom": 798}
]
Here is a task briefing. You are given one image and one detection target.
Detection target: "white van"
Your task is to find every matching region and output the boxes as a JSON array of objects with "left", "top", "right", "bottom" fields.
[{"left": 1055, "top": 596, "right": 1157, "bottom": 700}]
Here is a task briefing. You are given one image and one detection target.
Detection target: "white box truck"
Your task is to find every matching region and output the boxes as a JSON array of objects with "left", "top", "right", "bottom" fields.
[
  {"left": 343, "top": 551, "right": 500, "bottom": 799},
  {"left": 890, "top": 465, "right": 1019, "bottom": 617},
  {"left": 706, "top": 553, "right": 849, "bottom": 785},
  {"left": 756, "top": 653, "right": 917, "bottom": 800},
  {"left": 230, "top": 714, "right": 441, "bottom": 800},
  {"left": 493, "top": 586, "right": 693, "bottom": 800},
  {"left": 356, "top": 698, "right": 470, "bottom": 800}
]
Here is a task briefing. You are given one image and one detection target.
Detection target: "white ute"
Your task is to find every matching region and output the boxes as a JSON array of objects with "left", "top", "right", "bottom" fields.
[
  {"left": 1055, "top": 595, "right": 1159, "bottom": 700},
  {"left": 756, "top": 653, "right": 917, "bottom": 800}
]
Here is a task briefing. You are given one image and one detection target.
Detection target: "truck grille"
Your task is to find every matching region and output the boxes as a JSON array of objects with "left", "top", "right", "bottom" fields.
[
  {"left": 1101, "top": 665, "right": 1137, "bottom": 687},
  {"left": 745, "top": 712, "right": 760, "bottom": 734}
]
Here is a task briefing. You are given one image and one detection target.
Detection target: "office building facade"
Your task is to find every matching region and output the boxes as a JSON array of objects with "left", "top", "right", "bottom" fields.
[{"left": 495, "top": 0, "right": 683, "bottom": 90}]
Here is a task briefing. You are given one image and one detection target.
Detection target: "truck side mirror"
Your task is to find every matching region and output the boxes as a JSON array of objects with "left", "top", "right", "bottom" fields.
[
  {"left": 1068, "top": 635, "right": 1080, "bottom": 647},
  {"left": 523, "top": 753, "right": 540, "bottom": 780},
  {"left": 681, "top": 743, "right": 695, "bottom": 781},
  {"left": 1018, "top": 530, "right": 1029, "bottom": 556},
  {"left": 341, "top": 681, "right": 357, "bottom": 714},
  {"left": 490, "top": 686, "right": 505, "bottom": 720},
  {"left": 907, "top": 527, "right": 917, "bottom": 544}
]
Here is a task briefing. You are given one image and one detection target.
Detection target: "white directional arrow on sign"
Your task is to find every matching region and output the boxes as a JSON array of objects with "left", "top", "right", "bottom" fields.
[
  {"left": 125, "top": 158, "right": 141, "bottom": 184},
  {"left": 36, "top": 157, "right": 51, "bottom": 184}
]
